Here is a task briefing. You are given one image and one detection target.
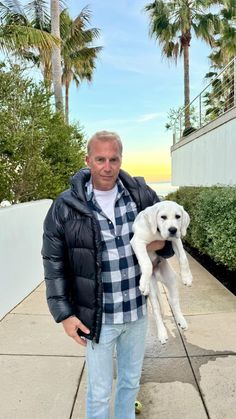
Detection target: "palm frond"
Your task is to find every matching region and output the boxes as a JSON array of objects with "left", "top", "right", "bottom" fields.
[
  {"left": 59, "top": 8, "right": 71, "bottom": 38},
  {"left": 24, "top": 0, "right": 50, "bottom": 30},
  {"left": 72, "top": 73, "right": 81, "bottom": 88},
  {"left": 193, "top": 13, "right": 220, "bottom": 46},
  {"left": 205, "top": 71, "right": 218, "bottom": 79},
  {"left": 75, "top": 5, "right": 92, "bottom": 26},
  {"left": 0, "top": 24, "right": 60, "bottom": 52},
  {"left": 69, "top": 46, "right": 102, "bottom": 62},
  {"left": 208, "top": 49, "right": 225, "bottom": 68},
  {"left": 63, "top": 28, "right": 101, "bottom": 57},
  {"left": 0, "top": 0, "right": 28, "bottom": 23},
  {"left": 162, "top": 40, "right": 180, "bottom": 61},
  {"left": 0, "top": 0, "right": 25, "bottom": 16}
]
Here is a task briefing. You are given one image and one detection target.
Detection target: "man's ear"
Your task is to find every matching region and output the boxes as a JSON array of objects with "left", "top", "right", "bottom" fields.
[
  {"left": 143, "top": 206, "right": 159, "bottom": 235},
  {"left": 181, "top": 208, "right": 190, "bottom": 236},
  {"left": 85, "top": 155, "right": 90, "bottom": 166}
]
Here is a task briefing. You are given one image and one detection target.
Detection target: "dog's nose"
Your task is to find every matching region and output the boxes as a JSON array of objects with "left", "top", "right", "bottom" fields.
[{"left": 168, "top": 227, "right": 177, "bottom": 235}]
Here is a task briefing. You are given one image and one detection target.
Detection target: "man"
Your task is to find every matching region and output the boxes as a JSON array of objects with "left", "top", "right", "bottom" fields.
[{"left": 42, "top": 131, "right": 173, "bottom": 419}]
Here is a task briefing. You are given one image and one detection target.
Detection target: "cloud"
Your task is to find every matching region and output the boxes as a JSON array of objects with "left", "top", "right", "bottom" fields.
[
  {"left": 101, "top": 52, "right": 158, "bottom": 75},
  {"left": 136, "top": 112, "right": 166, "bottom": 123},
  {"left": 82, "top": 112, "right": 166, "bottom": 127}
]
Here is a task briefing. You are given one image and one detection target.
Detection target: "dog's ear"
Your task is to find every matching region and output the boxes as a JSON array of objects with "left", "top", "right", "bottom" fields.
[
  {"left": 181, "top": 208, "right": 190, "bottom": 236},
  {"left": 143, "top": 206, "right": 159, "bottom": 235}
]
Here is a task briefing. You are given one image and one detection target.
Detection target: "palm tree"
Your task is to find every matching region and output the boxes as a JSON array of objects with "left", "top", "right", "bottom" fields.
[
  {"left": 0, "top": 0, "right": 59, "bottom": 55},
  {"left": 0, "top": 1, "right": 102, "bottom": 121},
  {"left": 203, "top": 1, "right": 236, "bottom": 122},
  {"left": 60, "top": 7, "right": 102, "bottom": 123},
  {"left": 209, "top": 0, "right": 236, "bottom": 68},
  {"left": 24, "top": 0, "right": 53, "bottom": 82},
  {"left": 144, "top": 0, "right": 221, "bottom": 131},
  {"left": 50, "top": 0, "right": 63, "bottom": 113},
  {"left": 34, "top": 6, "right": 102, "bottom": 122}
]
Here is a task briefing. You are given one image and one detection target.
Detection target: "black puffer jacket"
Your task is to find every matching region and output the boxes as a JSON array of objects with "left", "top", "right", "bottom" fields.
[{"left": 42, "top": 168, "right": 173, "bottom": 343}]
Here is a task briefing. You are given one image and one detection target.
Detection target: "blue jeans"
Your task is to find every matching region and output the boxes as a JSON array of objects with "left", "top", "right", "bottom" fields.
[{"left": 86, "top": 315, "right": 148, "bottom": 419}]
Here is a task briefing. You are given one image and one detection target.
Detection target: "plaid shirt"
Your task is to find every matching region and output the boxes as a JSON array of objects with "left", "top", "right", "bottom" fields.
[{"left": 85, "top": 178, "right": 147, "bottom": 324}]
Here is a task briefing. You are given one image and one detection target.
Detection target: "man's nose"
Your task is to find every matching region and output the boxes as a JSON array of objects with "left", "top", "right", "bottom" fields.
[{"left": 104, "top": 160, "right": 112, "bottom": 171}]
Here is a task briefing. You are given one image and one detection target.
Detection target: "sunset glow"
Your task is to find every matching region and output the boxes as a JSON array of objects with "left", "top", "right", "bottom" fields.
[{"left": 122, "top": 150, "right": 171, "bottom": 182}]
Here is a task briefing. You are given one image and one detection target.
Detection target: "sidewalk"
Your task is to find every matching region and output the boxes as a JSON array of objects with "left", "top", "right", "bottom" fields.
[{"left": 0, "top": 254, "right": 235, "bottom": 419}]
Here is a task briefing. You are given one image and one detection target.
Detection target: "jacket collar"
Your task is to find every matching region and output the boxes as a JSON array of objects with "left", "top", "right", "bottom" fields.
[
  {"left": 70, "top": 168, "right": 139, "bottom": 198},
  {"left": 62, "top": 168, "right": 142, "bottom": 213}
]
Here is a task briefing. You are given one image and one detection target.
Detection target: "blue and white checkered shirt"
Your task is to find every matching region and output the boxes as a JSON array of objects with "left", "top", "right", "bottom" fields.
[{"left": 85, "top": 178, "right": 147, "bottom": 324}]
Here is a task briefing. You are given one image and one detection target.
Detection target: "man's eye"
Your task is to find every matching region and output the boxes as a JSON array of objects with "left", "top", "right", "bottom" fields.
[
  {"left": 161, "top": 215, "right": 167, "bottom": 220},
  {"left": 175, "top": 215, "right": 181, "bottom": 219},
  {"left": 110, "top": 158, "right": 119, "bottom": 163}
]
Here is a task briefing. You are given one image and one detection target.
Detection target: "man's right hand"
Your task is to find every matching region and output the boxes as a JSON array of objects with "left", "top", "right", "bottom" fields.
[{"left": 62, "top": 316, "right": 90, "bottom": 346}]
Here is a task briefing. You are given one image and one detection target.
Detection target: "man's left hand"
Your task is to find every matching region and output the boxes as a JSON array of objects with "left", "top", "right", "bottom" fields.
[{"left": 147, "top": 240, "right": 165, "bottom": 251}]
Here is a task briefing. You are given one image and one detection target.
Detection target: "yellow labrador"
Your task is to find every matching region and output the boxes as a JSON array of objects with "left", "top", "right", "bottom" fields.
[{"left": 130, "top": 200, "right": 192, "bottom": 344}]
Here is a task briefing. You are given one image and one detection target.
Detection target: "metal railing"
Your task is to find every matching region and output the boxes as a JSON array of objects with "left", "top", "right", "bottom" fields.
[{"left": 173, "top": 57, "right": 236, "bottom": 144}]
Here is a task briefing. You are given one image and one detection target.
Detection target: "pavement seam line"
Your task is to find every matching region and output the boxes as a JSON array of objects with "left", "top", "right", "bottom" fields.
[
  {"left": 0, "top": 353, "right": 85, "bottom": 358},
  {"left": 69, "top": 359, "right": 86, "bottom": 419},
  {"left": 172, "top": 314, "right": 211, "bottom": 419},
  {"left": 150, "top": 285, "right": 211, "bottom": 418}
]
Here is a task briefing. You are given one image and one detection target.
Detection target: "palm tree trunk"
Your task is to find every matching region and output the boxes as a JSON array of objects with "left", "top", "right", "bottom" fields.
[
  {"left": 183, "top": 43, "right": 190, "bottom": 128},
  {"left": 50, "top": 0, "right": 63, "bottom": 114},
  {"left": 65, "top": 82, "right": 70, "bottom": 124},
  {"left": 43, "top": 65, "right": 52, "bottom": 93}
]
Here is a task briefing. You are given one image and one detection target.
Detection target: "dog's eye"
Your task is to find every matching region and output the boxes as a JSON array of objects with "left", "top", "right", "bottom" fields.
[
  {"left": 161, "top": 215, "right": 167, "bottom": 220},
  {"left": 175, "top": 215, "right": 181, "bottom": 219}
]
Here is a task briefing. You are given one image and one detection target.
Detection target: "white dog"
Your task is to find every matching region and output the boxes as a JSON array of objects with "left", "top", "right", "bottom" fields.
[{"left": 130, "top": 200, "right": 192, "bottom": 344}]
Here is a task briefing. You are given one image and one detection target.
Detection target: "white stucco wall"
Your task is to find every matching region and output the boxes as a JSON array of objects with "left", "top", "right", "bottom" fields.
[
  {"left": 0, "top": 199, "right": 52, "bottom": 319},
  {"left": 171, "top": 108, "right": 236, "bottom": 186}
]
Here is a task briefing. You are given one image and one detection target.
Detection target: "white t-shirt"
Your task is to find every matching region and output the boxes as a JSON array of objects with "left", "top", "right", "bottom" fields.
[{"left": 93, "top": 185, "right": 118, "bottom": 229}]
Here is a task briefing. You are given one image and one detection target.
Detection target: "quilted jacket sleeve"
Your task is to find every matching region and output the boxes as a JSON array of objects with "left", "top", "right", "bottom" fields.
[{"left": 42, "top": 200, "right": 74, "bottom": 323}]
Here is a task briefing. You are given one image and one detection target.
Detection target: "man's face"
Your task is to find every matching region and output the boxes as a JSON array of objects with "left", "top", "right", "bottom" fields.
[{"left": 86, "top": 139, "right": 122, "bottom": 191}]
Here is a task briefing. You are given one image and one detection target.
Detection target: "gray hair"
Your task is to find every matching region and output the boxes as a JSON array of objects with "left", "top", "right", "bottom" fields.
[{"left": 87, "top": 131, "right": 123, "bottom": 156}]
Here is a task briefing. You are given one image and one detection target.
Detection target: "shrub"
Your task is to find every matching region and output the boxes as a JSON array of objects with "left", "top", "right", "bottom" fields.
[
  {"left": 167, "top": 186, "right": 236, "bottom": 271},
  {"left": 0, "top": 64, "right": 86, "bottom": 202}
]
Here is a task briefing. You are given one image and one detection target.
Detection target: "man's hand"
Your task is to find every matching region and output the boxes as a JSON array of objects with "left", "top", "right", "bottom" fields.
[
  {"left": 146, "top": 240, "right": 165, "bottom": 272},
  {"left": 147, "top": 240, "right": 165, "bottom": 252},
  {"left": 62, "top": 316, "right": 90, "bottom": 346}
]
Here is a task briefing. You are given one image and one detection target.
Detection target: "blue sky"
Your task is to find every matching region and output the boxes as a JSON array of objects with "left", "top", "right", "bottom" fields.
[{"left": 63, "top": 0, "right": 212, "bottom": 180}]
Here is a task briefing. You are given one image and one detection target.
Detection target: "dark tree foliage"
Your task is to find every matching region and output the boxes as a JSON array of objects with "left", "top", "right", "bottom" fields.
[{"left": 0, "top": 63, "right": 86, "bottom": 202}]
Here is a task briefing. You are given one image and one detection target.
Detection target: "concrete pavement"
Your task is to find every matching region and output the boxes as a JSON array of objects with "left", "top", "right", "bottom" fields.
[{"left": 0, "top": 254, "right": 236, "bottom": 419}]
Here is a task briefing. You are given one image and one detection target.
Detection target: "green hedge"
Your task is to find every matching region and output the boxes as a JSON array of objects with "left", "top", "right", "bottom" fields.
[{"left": 167, "top": 186, "right": 236, "bottom": 271}]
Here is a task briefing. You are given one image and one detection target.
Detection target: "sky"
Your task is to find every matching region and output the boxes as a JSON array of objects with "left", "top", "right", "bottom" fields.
[
  {"left": 26, "top": 0, "right": 213, "bottom": 182},
  {"left": 64, "top": 0, "right": 213, "bottom": 182}
]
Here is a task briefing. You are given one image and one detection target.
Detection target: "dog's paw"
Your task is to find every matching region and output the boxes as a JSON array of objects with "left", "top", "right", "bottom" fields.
[
  {"left": 176, "top": 315, "right": 188, "bottom": 330},
  {"left": 139, "top": 283, "right": 150, "bottom": 296},
  {"left": 158, "top": 326, "right": 168, "bottom": 344},
  {"left": 181, "top": 272, "right": 193, "bottom": 287},
  {"left": 139, "top": 276, "right": 150, "bottom": 296}
]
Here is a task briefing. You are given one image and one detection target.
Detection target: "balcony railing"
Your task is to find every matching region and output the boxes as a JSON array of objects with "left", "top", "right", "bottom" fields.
[{"left": 173, "top": 57, "right": 236, "bottom": 144}]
